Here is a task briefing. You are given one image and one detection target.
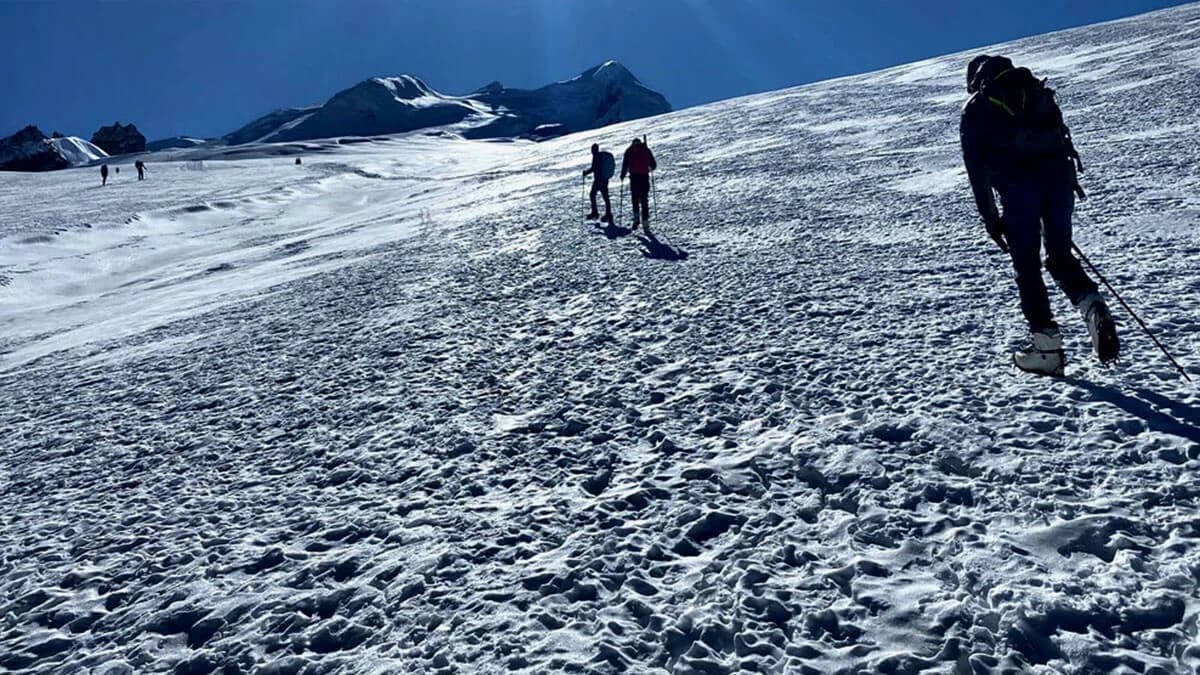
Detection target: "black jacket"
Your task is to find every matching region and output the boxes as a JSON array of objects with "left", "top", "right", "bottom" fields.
[{"left": 960, "top": 68, "right": 1076, "bottom": 221}]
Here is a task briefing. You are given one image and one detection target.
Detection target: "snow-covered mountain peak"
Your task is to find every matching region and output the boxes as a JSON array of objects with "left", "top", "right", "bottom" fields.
[
  {"left": 0, "top": 125, "right": 107, "bottom": 171},
  {"left": 574, "top": 59, "right": 637, "bottom": 84},
  {"left": 220, "top": 62, "right": 670, "bottom": 144},
  {"left": 369, "top": 74, "right": 439, "bottom": 101},
  {"left": 48, "top": 136, "right": 108, "bottom": 165},
  {"left": 474, "top": 80, "right": 505, "bottom": 95}
]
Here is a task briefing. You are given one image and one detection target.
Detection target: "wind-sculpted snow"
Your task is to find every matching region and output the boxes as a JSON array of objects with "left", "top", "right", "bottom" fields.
[{"left": 2, "top": 5, "right": 1200, "bottom": 674}]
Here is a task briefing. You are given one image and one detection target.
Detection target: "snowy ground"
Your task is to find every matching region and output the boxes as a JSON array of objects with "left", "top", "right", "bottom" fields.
[{"left": 3, "top": 5, "right": 1200, "bottom": 674}]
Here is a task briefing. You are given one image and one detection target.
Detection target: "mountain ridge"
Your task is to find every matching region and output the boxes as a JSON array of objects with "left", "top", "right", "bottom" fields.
[{"left": 222, "top": 60, "right": 670, "bottom": 145}]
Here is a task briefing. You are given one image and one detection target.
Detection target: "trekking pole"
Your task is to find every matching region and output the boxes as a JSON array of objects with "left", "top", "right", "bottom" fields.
[
  {"left": 1073, "top": 243, "right": 1192, "bottom": 382},
  {"left": 618, "top": 179, "right": 625, "bottom": 229},
  {"left": 651, "top": 171, "right": 658, "bottom": 216},
  {"left": 644, "top": 134, "right": 658, "bottom": 217}
]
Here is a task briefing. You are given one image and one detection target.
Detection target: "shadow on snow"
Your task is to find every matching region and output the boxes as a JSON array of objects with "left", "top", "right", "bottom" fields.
[
  {"left": 592, "top": 221, "right": 632, "bottom": 240},
  {"left": 1066, "top": 378, "right": 1200, "bottom": 447},
  {"left": 637, "top": 233, "right": 688, "bottom": 261}
]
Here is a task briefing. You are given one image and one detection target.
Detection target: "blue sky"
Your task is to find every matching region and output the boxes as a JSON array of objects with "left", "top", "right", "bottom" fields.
[{"left": 0, "top": 0, "right": 1190, "bottom": 141}]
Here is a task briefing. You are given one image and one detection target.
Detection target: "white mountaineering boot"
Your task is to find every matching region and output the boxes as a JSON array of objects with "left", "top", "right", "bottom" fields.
[
  {"left": 1013, "top": 326, "right": 1066, "bottom": 377},
  {"left": 1076, "top": 292, "right": 1120, "bottom": 365}
]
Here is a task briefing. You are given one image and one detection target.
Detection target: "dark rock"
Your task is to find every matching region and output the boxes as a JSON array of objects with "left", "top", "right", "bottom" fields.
[
  {"left": 0, "top": 125, "right": 69, "bottom": 172},
  {"left": 91, "top": 121, "right": 146, "bottom": 155}
]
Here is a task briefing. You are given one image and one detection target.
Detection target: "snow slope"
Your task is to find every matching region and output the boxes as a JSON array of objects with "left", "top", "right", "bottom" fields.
[
  {"left": 223, "top": 107, "right": 320, "bottom": 146},
  {"left": 2, "top": 4, "right": 1199, "bottom": 674},
  {"left": 48, "top": 136, "right": 109, "bottom": 166},
  {"left": 145, "top": 137, "right": 210, "bottom": 153}
]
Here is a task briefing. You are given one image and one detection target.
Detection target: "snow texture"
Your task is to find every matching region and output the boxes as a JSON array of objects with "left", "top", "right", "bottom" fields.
[{"left": 2, "top": 5, "right": 1200, "bottom": 674}]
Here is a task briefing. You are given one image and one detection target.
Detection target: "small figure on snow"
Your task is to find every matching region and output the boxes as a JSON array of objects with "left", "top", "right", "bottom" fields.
[
  {"left": 960, "top": 54, "right": 1119, "bottom": 376},
  {"left": 582, "top": 143, "right": 614, "bottom": 223},
  {"left": 620, "top": 138, "right": 657, "bottom": 231},
  {"left": 100, "top": 163, "right": 109, "bottom": 186},
  {"left": 135, "top": 159, "right": 147, "bottom": 181}
]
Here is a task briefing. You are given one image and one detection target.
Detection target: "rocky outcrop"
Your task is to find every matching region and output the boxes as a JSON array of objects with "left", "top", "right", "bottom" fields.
[
  {"left": 90, "top": 122, "right": 146, "bottom": 155},
  {"left": 0, "top": 126, "right": 70, "bottom": 172}
]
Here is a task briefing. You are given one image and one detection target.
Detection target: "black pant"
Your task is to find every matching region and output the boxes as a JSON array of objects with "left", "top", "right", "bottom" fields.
[
  {"left": 630, "top": 174, "right": 650, "bottom": 220},
  {"left": 590, "top": 178, "right": 610, "bottom": 215},
  {"left": 999, "top": 166, "right": 1098, "bottom": 332}
]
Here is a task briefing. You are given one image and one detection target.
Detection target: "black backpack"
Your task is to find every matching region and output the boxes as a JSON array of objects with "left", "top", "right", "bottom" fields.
[
  {"left": 597, "top": 151, "right": 615, "bottom": 180},
  {"left": 979, "top": 64, "right": 1085, "bottom": 186}
]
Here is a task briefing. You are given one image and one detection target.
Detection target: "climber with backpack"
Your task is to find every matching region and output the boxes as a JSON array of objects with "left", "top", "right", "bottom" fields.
[
  {"left": 960, "top": 54, "right": 1119, "bottom": 376},
  {"left": 582, "top": 143, "right": 615, "bottom": 223},
  {"left": 621, "top": 138, "right": 657, "bottom": 231}
]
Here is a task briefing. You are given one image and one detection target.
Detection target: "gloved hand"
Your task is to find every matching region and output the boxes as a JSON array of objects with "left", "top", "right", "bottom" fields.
[{"left": 984, "top": 212, "right": 1009, "bottom": 253}]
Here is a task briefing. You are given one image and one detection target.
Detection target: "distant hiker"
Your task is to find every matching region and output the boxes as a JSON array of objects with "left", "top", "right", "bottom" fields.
[
  {"left": 620, "top": 138, "right": 656, "bottom": 229},
  {"left": 295, "top": 157, "right": 302, "bottom": 166},
  {"left": 582, "top": 143, "right": 614, "bottom": 223},
  {"left": 135, "top": 160, "right": 146, "bottom": 181},
  {"left": 961, "top": 54, "right": 1118, "bottom": 376},
  {"left": 114, "top": 166, "right": 120, "bottom": 175},
  {"left": 100, "top": 163, "right": 109, "bottom": 186}
]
